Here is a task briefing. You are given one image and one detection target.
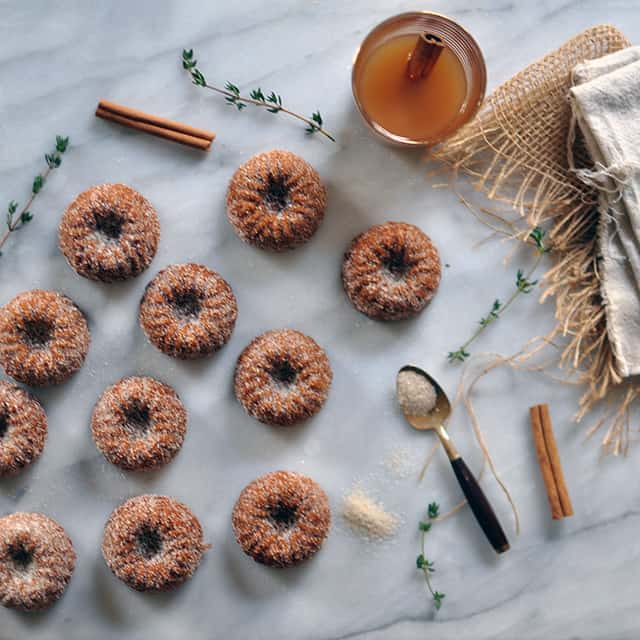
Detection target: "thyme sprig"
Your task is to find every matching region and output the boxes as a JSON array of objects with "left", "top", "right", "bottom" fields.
[
  {"left": 448, "top": 227, "right": 549, "bottom": 363},
  {"left": 0, "top": 135, "right": 69, "bottom": 257},
  {"left": 416, "top": 502, "right": 445, "bottom": 610},
  {"left": 182, "top": 49, "right": 335, "bottom": 142}
]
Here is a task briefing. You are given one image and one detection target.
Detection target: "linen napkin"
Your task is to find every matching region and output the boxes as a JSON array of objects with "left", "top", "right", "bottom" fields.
[{"left": 569, "top": 46, "right": 640, "bottom": 378}]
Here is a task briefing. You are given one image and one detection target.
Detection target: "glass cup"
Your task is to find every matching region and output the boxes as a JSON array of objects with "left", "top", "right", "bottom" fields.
[{"left": 352, "top": 11, "right": 486, "bottom": 147}]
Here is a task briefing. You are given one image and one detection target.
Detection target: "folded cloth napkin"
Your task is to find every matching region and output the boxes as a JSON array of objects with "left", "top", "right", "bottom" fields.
[{"left": 570, "top": 46, "right": 640, "bottom": 378}]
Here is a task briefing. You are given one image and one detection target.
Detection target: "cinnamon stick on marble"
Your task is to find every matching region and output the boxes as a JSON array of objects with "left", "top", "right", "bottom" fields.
[
  {"left": 96, "top": 100, "right": 215, "bottom": 151},
  {"left": 529, "top": 404, "right": 574, "bottom": 520},
  {"left": 406, "top": 33, "right": 445, "bottom": 81}
]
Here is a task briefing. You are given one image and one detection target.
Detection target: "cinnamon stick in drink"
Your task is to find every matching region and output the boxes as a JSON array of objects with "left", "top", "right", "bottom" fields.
[{"left": 406, "top": 33, "right": 445, "bottom": 81}]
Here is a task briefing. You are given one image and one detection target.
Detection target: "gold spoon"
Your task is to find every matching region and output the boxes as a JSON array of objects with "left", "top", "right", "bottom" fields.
[{"left": 397, "top": 365, "right": 509, "bottom": 553}]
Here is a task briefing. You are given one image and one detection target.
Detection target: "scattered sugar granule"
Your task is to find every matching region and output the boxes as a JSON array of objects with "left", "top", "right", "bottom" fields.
[
  {"left": 383, "top": 446, "right": 421, "bottom": 480},
  {"left": 341, "top": 487, "right": 399, "bottom": 541}
]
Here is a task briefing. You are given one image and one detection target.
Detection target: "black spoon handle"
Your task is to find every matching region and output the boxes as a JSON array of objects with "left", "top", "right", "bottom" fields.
[{"left": 450, "top": 457, "right": 510, "bottom": 553}]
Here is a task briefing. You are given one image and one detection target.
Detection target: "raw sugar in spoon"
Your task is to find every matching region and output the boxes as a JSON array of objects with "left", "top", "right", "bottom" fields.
[{"left": 396, "top": 365, "right": 510, "bottom": 553}]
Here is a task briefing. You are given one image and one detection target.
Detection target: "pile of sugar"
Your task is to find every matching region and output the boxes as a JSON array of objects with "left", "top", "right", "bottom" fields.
[
  {"left": 341, "top": 486, "right": 399, "bottom": 541},
  {"left": 396, "top": 369, "right": 437, "bottom": 416}
]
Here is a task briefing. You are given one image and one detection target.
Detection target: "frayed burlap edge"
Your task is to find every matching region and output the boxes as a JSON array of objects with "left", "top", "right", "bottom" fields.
[{"left": 432, "top": 24, "right": 635, "bottom": 455}]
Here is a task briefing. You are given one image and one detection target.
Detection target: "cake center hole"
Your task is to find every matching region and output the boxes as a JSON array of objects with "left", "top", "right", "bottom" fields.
[
  {"left": 136, "top": 525, "right": 163, "bottom": 559},
  {"left": 172, "top": 289, "right": 202, "bottom": 318},
  {"left": 268, "top": 503, "right": 297, "bottom": 531},
  {"left": 8, "top": 542, "right": 33, "bottom": 569},
  {"left": 0, "top": 413, "right": 8, "bottom": 439},
  {"left": 94, "top": 209, "right": 124, "bottom": 240},
  {"left": 123, "top": 401, "right": 150, "bottom": 434},
  {"left": 269, "top": 359, "right": 297, "bottom": 386},
  {"left": 382, "top": 247, "right": 410, "bottom": 278},
  {"left": 21, "top": 318, "right": 53, "bottom": 347},
  {"left": 262, "top": 175, "right": 290, "bottom": 212}
]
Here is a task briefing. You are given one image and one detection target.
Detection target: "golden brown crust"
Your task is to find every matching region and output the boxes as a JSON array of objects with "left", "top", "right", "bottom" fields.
[
  {"left": 232, "top": 471, "right": 330, "bottom": 568},
  {"left": 0, "top": 512, "right": 75, "bottom": 611},
  {"left": 226, "top": 150, "right": 327, "bottom": 251},
  {"left": 0, "top": 381, "right": 47, "bottom": 477},
  {"left": 91, "top": 377, "right": 187, "bottom": 471},
  {"left": 101, "top": 495, "right": 206, "bottom": 592},
  {"left": 342, "top": 221, "right": 441, "bottom": 321},
  {"left": 58, "top": 183, "right": 160, "bottom": 282},
  {"left": 0, "top": 290, "right": 90, "bottom": 386},
  {"left": 234, "top": 329, "right": 332, "bottom": 426},
  {"left": 139, "top": 263, "right": 238, "bottom": 359}
]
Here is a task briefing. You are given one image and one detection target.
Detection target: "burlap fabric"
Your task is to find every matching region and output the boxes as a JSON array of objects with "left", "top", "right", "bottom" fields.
[{"left": 433, "top": 25, "right": 634, "bottom": 454}]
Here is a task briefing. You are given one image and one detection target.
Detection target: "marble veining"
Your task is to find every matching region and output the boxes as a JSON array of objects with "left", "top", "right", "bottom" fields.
[{"left": 1, "top": 1, "right": 640, "bottom": 638}]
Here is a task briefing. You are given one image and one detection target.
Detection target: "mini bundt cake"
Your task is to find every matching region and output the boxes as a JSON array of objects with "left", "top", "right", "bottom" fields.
[
  {"left": 0, "top": 381, "right": 47, "bottom": 477},
  {"left": 101, "top": 495, "right": 207, "bottom": 592},
  {"left": 234, "top": 329, "right": 332, "bottom": 426},
  {"left": 232, "top": 470, "right": 331, "bottom": 567},
  {"left": 0, "top": 512, "right": 75, "bottom": 611},
  {"left": 342, "top": 221, "right": 441, "bottom": 320},
  {"left": 91, "top": 376, "right": 187, "bottom": 471},
  {"left": 59, "top": 183, "right": 160, "bottom": 282},
  {"left": 139, "top": 263, "right": 238, "bottom": 359},
  {"left": 0, "top": 290, "right": 90, "bottom": 386},
  {"left": 226, "top": 150, "right": 327, "bottom": 251}
]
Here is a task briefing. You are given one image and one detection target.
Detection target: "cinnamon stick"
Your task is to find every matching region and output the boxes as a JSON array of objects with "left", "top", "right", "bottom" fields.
[
  {"left": 96, "top": 100, "right": 215, "bottom": 151},
  {"left": 406, "top": 33, "right": 445, "bottom": 81},
  {"left": 529, "top": 404, "right": 574, "bottom": 519}
]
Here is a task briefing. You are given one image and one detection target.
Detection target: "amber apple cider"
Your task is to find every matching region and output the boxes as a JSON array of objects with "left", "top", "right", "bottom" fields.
[{"left": 357, "top": 34, "right": 467, "bottom": 141}]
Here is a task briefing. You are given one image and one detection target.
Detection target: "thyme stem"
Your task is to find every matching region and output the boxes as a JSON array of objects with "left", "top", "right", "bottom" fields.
[
  {"left": 416, "top": 502, "right": 445, "bottom": 610},
  {"left": 447, "top": 227, "right": 549, "bottom": 363},
  {"left": 0, "top": 136, "right": 69, "bottom": 258},
  {"left": 456, "top": 255, "right": 542, "bottom": 356},
  {"left": 420, "top": 528, "right": 438, "bottom": 599},
  {"left": 0, "top": 167, "right": 51, "bottom": 252},
  {"left": 202, "top": 83, "right": 336, "bottom": 141},
  {"left": 182, "top": 49, "right": 335, "bottom": 142}
]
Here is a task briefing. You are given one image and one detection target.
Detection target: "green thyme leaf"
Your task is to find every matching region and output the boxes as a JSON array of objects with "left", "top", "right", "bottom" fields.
[
  {"left": 529, "top": 226, "right": 549, "bottom": 253},
  {"left": 516, "top": 269, "right": 538, "bottom": 293},
  {"left": 266, "top": 91, "right": 282, "bottom": 113},
  {"left": 55, "top": 135, "right": 69, "bottom": 153},
  {"left": 32, "top": 175, "right": 44, "bottom": 194},
  {"left": 192, "top": 69, "right": 206, "bottom": 86},
  {"left": 447, "top": 348, "right": 470, "bottom": 363},
  {"left": 479, "top": 299, "right": 502, "bottom": 327},
  {"left": 305, "top": 110, "right": 324, "bottom": 135},
  {"left": 433, "top": 592, "right": 446, "bottom": 609},
  {"left": 45, "top": 153, "right": 61, "bottom": 168}
]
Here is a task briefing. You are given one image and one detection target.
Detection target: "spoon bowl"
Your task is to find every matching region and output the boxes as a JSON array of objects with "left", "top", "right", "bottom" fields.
[{"left": 397, "top": 365, "right": 451, "bottom": 430}]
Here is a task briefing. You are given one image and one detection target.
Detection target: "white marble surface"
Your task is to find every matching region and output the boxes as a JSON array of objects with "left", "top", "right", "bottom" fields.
[{"left": 1, "top": 1, "right": 640, "bottom": 638}]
